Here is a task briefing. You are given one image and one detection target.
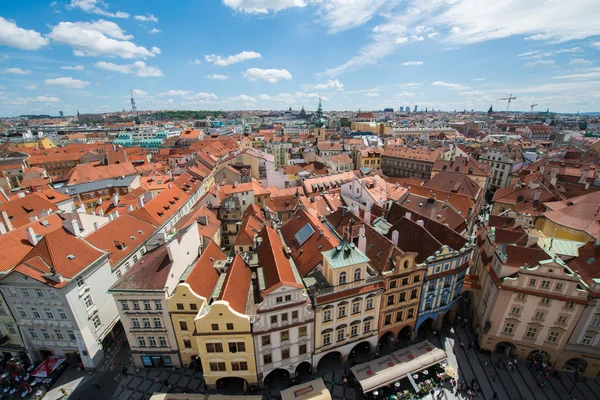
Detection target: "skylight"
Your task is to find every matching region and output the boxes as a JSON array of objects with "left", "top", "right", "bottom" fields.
[{"left": 295, "top": 223, "right": 315, "bottom": 246}]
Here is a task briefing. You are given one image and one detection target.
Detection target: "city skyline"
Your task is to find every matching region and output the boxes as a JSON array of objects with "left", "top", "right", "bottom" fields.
[{"left": 0, "top": 0, "right": 600, "bottom": 115}]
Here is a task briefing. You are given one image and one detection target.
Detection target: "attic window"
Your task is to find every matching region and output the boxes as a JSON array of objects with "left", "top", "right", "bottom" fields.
[
  {"left": 130, "top": 236, "right": 136, "bottom": 240},
  {"left": 67, "top": 254, "right": 76, "bottom": 260},
  {"left": 138, "top": 230, "right": 143, "bottom": 234},
  {"left": 377, "top": 251, "right": 383, "bottom": 257},
  {"left": 588, "top": 258, "right": 596, "bottom": 264},
  {"left": 157, "top": 211, "right": 164, "bottom": 217},
  {"left": 173, "top": 196, "right": 180, "bottom": 201},
  {"left": 40, "top": 220, "right": 50, "bottom": 227}
]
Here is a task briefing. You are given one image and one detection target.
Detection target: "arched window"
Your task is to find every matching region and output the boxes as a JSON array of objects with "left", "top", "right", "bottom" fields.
[
  {"left": 404, "top": 260, "right": 410, "bottom": 269},
  {"left": 339, "top": 272, "right": 347, "bottom": 285},
  {"left": 354, "top": 269, "right": 361, "bottom": 281}
]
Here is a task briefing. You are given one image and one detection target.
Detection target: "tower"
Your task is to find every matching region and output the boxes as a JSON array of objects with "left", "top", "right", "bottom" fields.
[
  {"left": 130, "top": 88, "right": 137, "bottom": 114},
  {"left": 413, "top": 105, "right": 418, "bottom": 113}
]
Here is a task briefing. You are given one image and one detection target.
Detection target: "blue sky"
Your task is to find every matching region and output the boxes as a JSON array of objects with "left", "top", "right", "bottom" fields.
[{"left": 0, "top": 0, "right": 600, "bottom": 116}]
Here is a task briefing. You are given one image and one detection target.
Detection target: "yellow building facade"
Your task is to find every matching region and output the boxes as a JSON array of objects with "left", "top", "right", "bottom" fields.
[{"left": 194, "top": 301, "right": 258, "bottom": 390}]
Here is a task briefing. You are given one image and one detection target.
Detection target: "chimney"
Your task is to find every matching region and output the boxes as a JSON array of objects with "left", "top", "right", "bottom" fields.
[
  {"left": 98, "top": 209, "right": 105, "bottom": 217},
  {"left": 112, "top": 194, "right": 119, "bottom": 207},
  {"left": 128, "top": 205, "right": 134, "bottom": 212},
  {"left": 107, "top": 213, "right": 114, "bottom": 222},
  {"left": 405, "top": 211, "right": 412, "bottom": 220},
  {"left": 1, "top": 210, "right": 13, "bottom": 232},
  {"left": 416, "top": 220, "right": 424, "bottom": 227},
  {"left": 358, "top": 225, "right": 367, "bottom": 254},
  {"left": 0, "top": 223, "right": 6, "bottom": 235},
  {"left": 17, "top": 192, "right": 25, "bottom": 199},
  {"left": 534, "top": 188, "right": 541, "bottom": 201},
  {"left": 342, "top": 207, "right": 348, "bottom": 216},
  {"left": 29, "top": 215, "right": 38, "bottom": 223},
  {"left": 392, "top": 230, "right": 399, "bottom": 246},
  {"left": 63, "top": 219, "right": 81, "bottom": 237},
  {"left": 364, "top": 210, "right": 371, "bottom": 225},
  {"left": 26, "top": 227, "right": 38, "bottom": 246},
  {"left": 114, "top": 210, "right": 120, "bottom": 219},
  {"left": 138, "top": 196, "right": 144, "bottom": 208},
  {"left": 93, "top": 222, "right": 100, "bottom": 231},
  {"left": 39, "top": 209, "right": 51, "bottom": 218},
  {"left": 579, "top": 170, "right": 589, "bottom": 184}
]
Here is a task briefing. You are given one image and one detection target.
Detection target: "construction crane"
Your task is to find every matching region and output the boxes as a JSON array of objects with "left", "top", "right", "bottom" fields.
[
  {"left": 530, "top": 103, "right": 538, "bottom": 113},
  {"left": 497, "top": 94, "right": 516, "bottom": 112}
]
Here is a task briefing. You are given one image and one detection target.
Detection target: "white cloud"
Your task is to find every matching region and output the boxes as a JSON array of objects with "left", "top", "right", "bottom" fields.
[
  {"left": 134, "top": 14, "right": 158, "bottom": 23},
  {"left": 206, "top": 74, "right": 230, "bottom": 80},
  {"left": 519, "top": 47, "right": 581, "bottom": 60},
  {"left": 569, "top": 58, "right": 592, "bottom": 67},
  {"left": 258, "top": 91, "right": 326, "bottom": 104},
  {"left": 44, "top": 77, "right": 90, "bottom": 89},
  {"left": 17, "top": 95, "right": 60, "bottom": 103},
  {"left": 47, "top": 20, "right": 156, "bottom": 58},
  {"left": 472, "top": 77, "right": 486, "bottom": 81},
  {"left": 524, "top": 59, "right": 556, "bottom": 68},
  {"left": 366, "top": 92, "right": 379, "bottom": 97},
  {"left": 304, "top": 79, "right": 344, "bottom": 91},
  {"left": 205, "top": 51, "right": 262, "bottom": 66},
  {"left": 151, "top": 46, "right": 161, "bottom": 55},
  {"left": 95, "top": 61, "right": 163, "bottom": 77},
  {"left": 189, "top": 59, "right": 202, "bottom": 65},
  {"left": 315, "top": 0, "right": 400, "bottom": 34},
  {"left": 157, "top": 90, "right": 191, "bottom": 96},
  {"left": 222, "top": 0, "right": 306, "bottom": 14},
  {"left": 243, "top": 68, "right": 292, "bottom": 83},
  {"left": 149, "top": 28, "right": 161, "bottom": 35},
  {"left": 25, "top": 85, "right": 37, "bottom": 89},
  {"left": 553, "top": 68, "right": 600, "bottom": 80},
  {"left": 0, "top": 17, "right": 49, "bottom": 50},
  {"left": 131, "top": 89, "right": 147, "bottom": 96},
  {"left": 396, "top": 90, "right": 417, "bottom": 97},
  {"left": 228, "top": 94, "right": 257, "bottom": 103},
  {"left": 459, "top": 90, "right": 485, "bottom": 96},
  {"left": 432, "top": 81, "right": 470, "bottom": 90},
  {"left": 402, "top": 61, "right": 423, "bottom": 66},
  {"left": 60, "top": 65, "right": 85, "bottom": 71},
  {"left": 395, "top": 37, "right": 408, "bottom": 44},
  {"left": 4, "top": 67, "right": 31, "bottom": 74},
  {"left": 69, "top": 0, "right": 129, "bottom": 18}
]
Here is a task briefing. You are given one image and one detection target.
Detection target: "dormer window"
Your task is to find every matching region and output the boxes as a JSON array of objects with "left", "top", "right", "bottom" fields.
[
  {"left": 354, "top": 269, "right": 361, "bottom": 281},
  {"left": 339, "top": 272, "right": 347, "bottom": 285}
]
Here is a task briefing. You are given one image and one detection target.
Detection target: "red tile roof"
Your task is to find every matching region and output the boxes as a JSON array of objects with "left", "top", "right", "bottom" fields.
[
  {"left": 0, "top": 194, "right": 59, "bottom": 229},
  {"left": 258, "top": 226, "right": 304, "bottom": 296},
  {"left": 219, "top": 255, "right": 252, "bottom": 314},
  {"left": 128, "top": 186, "right": 190, "bottom": 227},
  {"left": 185, "top": 240, "right": 225, "bottom": 299},
  {"left": 109, "top": 245, "right": 172, "bottom": 292}
]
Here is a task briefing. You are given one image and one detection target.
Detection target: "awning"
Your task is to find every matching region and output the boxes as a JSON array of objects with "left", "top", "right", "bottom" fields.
[
  {"left": 31, "top": 356, "right": 66, "bottom": 378},
  {"left": 350, "top": 340, "right": 446, "bottom": 393},
  {"left": 280, "top": 378, "right": 332, "bottom": 400}
]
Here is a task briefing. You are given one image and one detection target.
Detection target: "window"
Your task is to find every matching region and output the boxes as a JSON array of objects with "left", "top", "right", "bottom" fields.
[
  {"left": 132, "top": 301, "right": 140, "bottom": 310},
  {"left": 133, "top": 255, "right": 138, "bottom": 263},
  {"left": 179, "top": 321, "right": 188, "bottom": 331},
  {"left": 407, "top": 308, "right": 415, "bottom": 319},
  {"left": 555, "top": 283, "right": 564, "bottom": 291},
  {"left": 183, "top": 339, "right": 192, "bottom": 349},
  {"left": 564, "top": 302, "right": 575, "bottom": 309},
  {"left": 591, "top": 317, "right": 600, "bottom": 327},
  {"left": 299, "top": 326, "right": 307, "bottom": 337},
  {"left": 557, "top": 316, "right": 568, "bottom": 324},
  {"left": 76, "top": 277, "right": 85, "bottom": 287},
  {"left": 534, "top": 310, "right": 545, "bottom": 320},
  {"left": 352, "top": 302, "right": 360, "bottom": 314},
  {"left": 399, "top": 292, "right": 406, "bottom": 302},
  {"left": 511, "top": 307, "right": 521, "bottom": 315},
  {"left": 271, "top": 315, "right": 278, "bottom": 324},
  {"left": 226, "top": 323, "right": 234, "bottom": 330},
  {"left": 547, "top": 331, "right": 560, "bottom": 343},
  {"left": 414, "top": 275, "right": 420, "bottom": 283},
  {"left": 503, "top": 323, "right": 515, "bottom": 335},
  {"left": 209, "top": 362, "right": 226, "bottom": 372},
  {"left": 396, "top": 311, "right": 404, "bottom": 322},
  {"left": 132, "top": 318, "right": 140, "bottom": 328},
  {"left": 155, "top": 301, "right": 162, "bottom": 310},
  {"left": 16, "top": 307, "right": 27, "bottom": 318},
  {"left": 231, "top": 362, "right": 248, "bottom": 371},
  {"left": 582, "top": 334, "right": 595, "bottom": 346},
  {"left": 21, "top": 289, "right": 31, "bottom": 298},
  {"left": 282, "top": 349, "right": 290, "bottom": 359},
  {"left": 364, "top": 320, "right": 371, "bottom": 333},
  {"left": 176, "top": 303, "right": 184, "bottom": 310},
  {"left": 228, "top": 342, "right": 246, "bottom": 353},
  {"left": 83, "top": 295, "right": 94, "bottom": 308},
  {"left": 44, "top": 308, "right": 54, "bottom": 319},
  {"left": 323, "top": 309, "right": 332, "bottom": 322},
  {"left": 350, "top": 324, "right": 359, "bottom": 337},
  {"left": 7, "top": 287, "right": 17, "bottom": 297},
  {"left": 190, "top": 303, "right": 198, "bottom": 311},
  {"left": 386, "top": 295, "right": 395, "bottom": 306},
  {"left": 67, "top": 330, "right": 76, "bottom": 341},
  {"left": 121, "top": 301, "right": 129, "bottom": 310},
  {"left": 516, "top": 293, "right": 527, "bottom": 301},
  {"left": 384, "top": 314, "right": 392, "bottom": 326},
  {"left": 338, "top": 306, "right": 346, "bottom": 318},
  {"left": 366, "top": 298, "right": 374, "bottom": 310},
  {"left": 410, "top": 289, "right": 418, "bottom": 300},
  {"left": 148, "top": 337, "right": 157, "bottom": 347},
  {"left": 31, "top": 308, "right": 41, "bottom": 319},
  {"left": 526, "top": 327, "right": 538, "bottom": 339},
  {"left": 92, "top": 315, "right": 101, "bottom": 329},
  {"left": 41, "top": 328, "right": 50, "bottom": 339},
  {"left": 159, "top": 337, "right": 168, "bottom": 347},
  {"left": 143, "top": 300, "right": 151, "bottom": 310},
  {"left": 299, "top": 344, "right": 307, "bottom": 355},
  {"left": 389, "top": 280, "right": 397, "bottom": 289},
  {"left": 285, "top": 295, "right": 292, "bottom": 301},
  {"left": 35, "top": 289, "right": 44, "bottom": 298},
  {"left": 540, "top": 298, "right": 551, "bottom": 306},
  {"left": 116, "top": 270, "right": 122, "bottom": 279},
  {"left": 28, "top": 328, "right": 38, "bottom": 339},
  {"left": 540, "top": 280, "right": 550, "bottom": 289},
  {"left": 282, "top": 313, "right": 288, "bottom": 322},
  {"left": 528, "top": 279, "right": 537, "bottom": 287},
  {"left": 339, "top": 272, "right": 347, "bottom": 285},
  {"left": 206, "top": 343, "right": 223, "bottom": 353},
  {"left": 337, "top": 329, "right": 345, "bottom": 342},
  {"left": 153, "top": 318, "right": 162, "bottom": 328},
  {"left": 281, "top": 330, "right": 289, "bottom": 341},
  {"left": 211, "top": 323, "right": 219, "bottom": 331},
  {"left": 354, "top": 269, "right": 361, "bottom": 281},
  {"left": 6, "top": 324, "right": 15, "bottom": 335},
  {"left": 262, "top": 335, "right": 271, "bottom": 346},
  {"left": 263, "top": 354, "right": 272, "bottom": 364},
  {"left": 292, "top": 311, "right": 298, "bottom": 319}
]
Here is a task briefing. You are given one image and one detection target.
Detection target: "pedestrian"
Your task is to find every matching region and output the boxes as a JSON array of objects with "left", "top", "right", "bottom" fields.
[
  {"left": 93, "top": 382, "right": 100, "bottom": 389},
  {"left": 155, "top": 377, "right": 160, "bottom": 383},
  {"left": 456, "top": 315, "right": 462, "bottom": 325},
  {"left": 460, "top": 342, "right": 465, "bottom": 349},
  {"left": 122, "top": 366, "right": 128, "bottom": 376},
  {"left": 483, "top": 360, "right": 489, "bottom": 367},
  {"left": 492, "top": 391, "right": 498, "bottom": 400},
  {"left": 463, "top": 318, "right": 469, "bottom": 328},
  {"left": 471, "top": 378, "right": 475, "bottom": 387},
  {"left": 60, "top": 388, "right": 68, "bottom": 396}
]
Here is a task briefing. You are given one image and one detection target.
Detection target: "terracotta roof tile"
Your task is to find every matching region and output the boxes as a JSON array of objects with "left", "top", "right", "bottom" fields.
[
  {"left": 219, "top": 255, "right": 252, "bottom": 314},
  {"left": 184, "top": 240, "right": 225, "bottom": 299},
  {"left": 0, "top": 194, "right": 59, "bottom": 229},
  {"left": 259, "top": 226, "right": 303, "bottom": 296},
  {"left": 109, "top": 245, "right": 172, "bottom": 292}
]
